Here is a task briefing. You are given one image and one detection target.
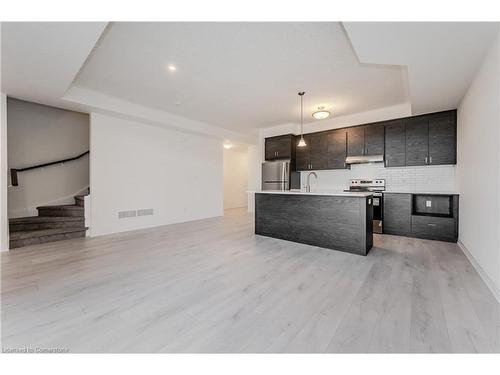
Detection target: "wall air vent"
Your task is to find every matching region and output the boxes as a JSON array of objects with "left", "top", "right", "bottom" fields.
[
  {"left": 118, "top": 210, "right": 137, "bottom": 219},
  {"left": 137, "top": 208, "right": 154, "bottom": 216}
]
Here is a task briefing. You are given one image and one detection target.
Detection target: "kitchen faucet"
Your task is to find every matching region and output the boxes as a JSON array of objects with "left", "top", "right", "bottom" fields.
[{"left": 305, "top": 171, "right": 317, "bottom": 192}]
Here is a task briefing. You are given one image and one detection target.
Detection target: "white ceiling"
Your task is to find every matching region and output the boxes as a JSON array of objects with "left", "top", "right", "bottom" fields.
[
  {"left": 343, "top": 22, "right": 500, "bottom": 115},
  {"left": 1, "top": 22, "right": 107, "bottom": 108},
  {"left": 74, "top": 22, "right": 408, "bottom": 134}
]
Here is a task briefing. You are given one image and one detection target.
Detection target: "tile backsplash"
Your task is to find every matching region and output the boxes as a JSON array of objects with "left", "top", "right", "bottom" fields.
[{"left": 301, "top": 163, "right": 456, "bottom": 192}]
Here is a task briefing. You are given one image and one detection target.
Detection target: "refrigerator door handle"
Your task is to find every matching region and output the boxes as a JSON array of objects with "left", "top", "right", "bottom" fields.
[
  {"left": 282, "top": 162, "right": 286, "bottom": 190},
  {"left": 283, "top": 163, "right": 289, "bottom": 190}
]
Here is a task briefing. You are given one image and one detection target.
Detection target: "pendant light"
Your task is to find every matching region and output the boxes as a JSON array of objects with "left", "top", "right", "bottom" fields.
[
  {"left": 312, "top": 106, "right": 331, "bottom": 120},
  {"left": 297, "top": 91, "right": 307, "bottom": 147}
]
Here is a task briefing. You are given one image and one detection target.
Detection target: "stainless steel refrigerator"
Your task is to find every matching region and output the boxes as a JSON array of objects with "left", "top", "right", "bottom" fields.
[{"left": 261, "top": 160, "right": 291, "bottom": 190}]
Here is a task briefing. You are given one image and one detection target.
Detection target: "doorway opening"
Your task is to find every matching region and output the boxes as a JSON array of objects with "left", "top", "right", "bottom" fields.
[{"left": 223, "top": 144, "right": 248, "bottom": 214}]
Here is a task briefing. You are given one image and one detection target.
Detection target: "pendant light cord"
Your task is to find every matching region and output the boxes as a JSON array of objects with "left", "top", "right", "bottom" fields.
[
  {"left": 298, "top": 91, "right": 305, "bottom": 140},
  {"left": 301, "top": 95, "right": 303, "bottom": 135}
]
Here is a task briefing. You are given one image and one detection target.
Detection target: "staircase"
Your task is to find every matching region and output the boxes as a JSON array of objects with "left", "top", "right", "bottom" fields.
[{"left": 9, "top": 194, "right": 88, "bottom": 249}]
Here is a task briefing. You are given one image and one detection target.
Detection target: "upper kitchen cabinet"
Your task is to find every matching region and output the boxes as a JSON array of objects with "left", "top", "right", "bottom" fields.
[
  {"left": 327, "top": 129, "right": 348, "bottom": 169},
  {"left": 264, "top": 134, "right": 294, "bottom": 161},
  {"left": 405, "top": 110, "right": 457, "bottom": 166},
  {"left": 347, "top": 124, "right": 384, "bottom": 156},
  {"left": 346, "top": 127, "right": 365, "bottom": 156},
  {"left": 308, "top": 132, "right": 329, "bottom": 170},
  {"left": 405, "top": 116, "right": 429, "bottom": 166},
  {"left": 384, "top": 119, "right": 406, "bottom": 167},
  {"left": 364, "top": 124, "right": 385, "bottom": 156},
  {"left": 428, "top": 110, "right": 456, "bottom": 165},
  {"left": 265, "top": 109, "right": 456, "bottom": 171},
  {"left": 295, "top": 133, "right": 329, "bottom": 171}
]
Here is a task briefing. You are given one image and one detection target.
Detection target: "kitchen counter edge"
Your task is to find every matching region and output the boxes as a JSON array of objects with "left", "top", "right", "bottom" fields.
[{"left": 247, "top": 190, "right": 373, "bottom": 197}]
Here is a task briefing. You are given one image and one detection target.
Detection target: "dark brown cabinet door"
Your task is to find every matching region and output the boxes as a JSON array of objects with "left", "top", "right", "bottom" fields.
[
  {"left": 347, "top": 127, "right": 365, "bottom": 156},
  {"left": 308, "top": 133, "right": 329, "bottom": 170},
  {"left": 428, "top": 111, "right": 456, "bottom": 165},
  {"left": 327, "top": 129, "right": 347, "bottom": 169},
  {"left": 295, "top": 135, "right": 311, "bottom": 171},
  {"left": 411, "top": 216, "right": 456, "bottom": 242},
  {"left": 384, "top": 119, "right": 406, "bottom": 167},
  {"left": 383, "top": 193, "right": 412, "bottom": 236},
  {"left": 264, "top": 135, "right": 293, "bottom": 161},
  {"left": 264, "top": 138, "right": 275, "bottom": 160},
  {"left": 405, "top": 116, "right": 429, "bottom": 166},
  {"left": 364, "top": 124, "right": 384, "bottom": 156}
]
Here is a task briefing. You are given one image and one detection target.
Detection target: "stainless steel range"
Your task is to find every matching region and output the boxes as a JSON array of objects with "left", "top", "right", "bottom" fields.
[{"left": 345, "top": 179, "right": 386, "bottom": 234}]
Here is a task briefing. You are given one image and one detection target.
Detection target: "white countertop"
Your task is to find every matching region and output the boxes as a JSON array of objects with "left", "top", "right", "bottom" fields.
[
  {"left": 247, "top": 190, "right": 373, "bottom": 197},
  {"left": 384, "top": 190, "right": 459, "bottom": 195}
]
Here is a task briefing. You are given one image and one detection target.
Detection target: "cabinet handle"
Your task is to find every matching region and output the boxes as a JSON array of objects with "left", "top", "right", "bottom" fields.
[
  {"left": 429, "top": 156, "right": 432, "bottom": 164},
  {"left": 425, "top": 156, "right": 428, "bottom": 164},
  {"left": 427, "top": 224, "right": 436, "bottom": 227}
]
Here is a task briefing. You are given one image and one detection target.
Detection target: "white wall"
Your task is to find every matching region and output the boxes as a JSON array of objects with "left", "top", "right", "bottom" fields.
[
  {"left": 246, "top": 145, "right": 260, "bottom": 212},
  {"left": 89, "top": 112, "right": 223, "bottom": 237},
  {"left": 223, "top": 148, "right": 248, "bottom": 209},
  {"left": 456, "top": 31, "right": 500, "bottom": 300},
  {"left": 7, "top": 98, "right": 89, "bottom": 218},
  {"left": 0, "top": 93, "right": 8, "bottom": 251}
]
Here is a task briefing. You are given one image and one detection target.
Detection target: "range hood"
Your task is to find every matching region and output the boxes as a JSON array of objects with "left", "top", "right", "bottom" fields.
[{"left": 345, "top": 155, "right": 384, "bottom": 164}]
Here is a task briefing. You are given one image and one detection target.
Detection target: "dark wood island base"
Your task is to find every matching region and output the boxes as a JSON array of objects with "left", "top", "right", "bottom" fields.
[{"left": 255, "top": 192, "right": 373, "bottom": 256}]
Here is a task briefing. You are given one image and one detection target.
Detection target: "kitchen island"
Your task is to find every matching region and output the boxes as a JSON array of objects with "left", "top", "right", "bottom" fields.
[{"left": 251, "top": 190, "right": 374, "bottom": 256}]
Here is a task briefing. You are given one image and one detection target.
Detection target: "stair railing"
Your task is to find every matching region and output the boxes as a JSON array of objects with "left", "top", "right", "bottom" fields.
[{"left": 10, "top": 150, "right": 89, "bottom": 187}]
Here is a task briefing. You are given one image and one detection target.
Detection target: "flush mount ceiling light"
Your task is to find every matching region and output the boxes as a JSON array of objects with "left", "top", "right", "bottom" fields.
[
  {"left": 297, "top": 92, "right": 307, "bottom": 147},
  {"left": 223, "top": 143, "right": 233, "bottom": 149},
  {"left": 312, "top": 106, "right": 331, "bottom": 120},
  {"left": 167, "top": 64, "right": 177, "bottom": 72}
]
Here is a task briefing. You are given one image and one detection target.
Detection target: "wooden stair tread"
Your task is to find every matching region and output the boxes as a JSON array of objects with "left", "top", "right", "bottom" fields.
[
  {"left": 10, "top": 227, "right": 88, "bottom": 240},
  {"left": 9, "top": 216, "right": 83, "bottom": 223},
  {"left": 36, "top": 204, "right": 83, "bottom": 210}
]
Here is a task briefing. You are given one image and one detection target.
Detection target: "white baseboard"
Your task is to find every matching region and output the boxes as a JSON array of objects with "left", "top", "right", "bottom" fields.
[{"left": 457, "top": 240, "right": 500, "bottom": 304}]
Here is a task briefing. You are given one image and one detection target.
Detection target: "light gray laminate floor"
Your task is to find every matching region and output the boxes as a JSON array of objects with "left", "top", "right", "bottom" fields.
[{"left": 1, "top": 208, "right": 499, "bottom": 353}]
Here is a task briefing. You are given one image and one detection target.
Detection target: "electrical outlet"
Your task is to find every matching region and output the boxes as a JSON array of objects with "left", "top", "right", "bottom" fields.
[{"left": 426, "top": 200, "right": 432, "bottom": 207}]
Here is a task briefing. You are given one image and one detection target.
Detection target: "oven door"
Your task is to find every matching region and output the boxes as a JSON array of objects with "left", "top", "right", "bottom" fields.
[{"left": 372, "top": 193, "right": 383, "bottom": 234}]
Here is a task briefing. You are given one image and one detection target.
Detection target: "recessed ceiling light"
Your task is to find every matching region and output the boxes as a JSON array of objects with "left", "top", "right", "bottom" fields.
[
  {"left": 223, "top": 143, "right": 233, "bottom": 149},
  {"left": 312, "top": 106, "right": 331, "bottom": 120},
  {"left": 167, "top": 64, "right": 177, "bottom": 72}
]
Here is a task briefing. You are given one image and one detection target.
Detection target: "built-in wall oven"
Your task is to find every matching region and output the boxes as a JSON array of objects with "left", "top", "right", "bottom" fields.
[{"left": 344, "top": 179, "right": 385, "bottom": 234}]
